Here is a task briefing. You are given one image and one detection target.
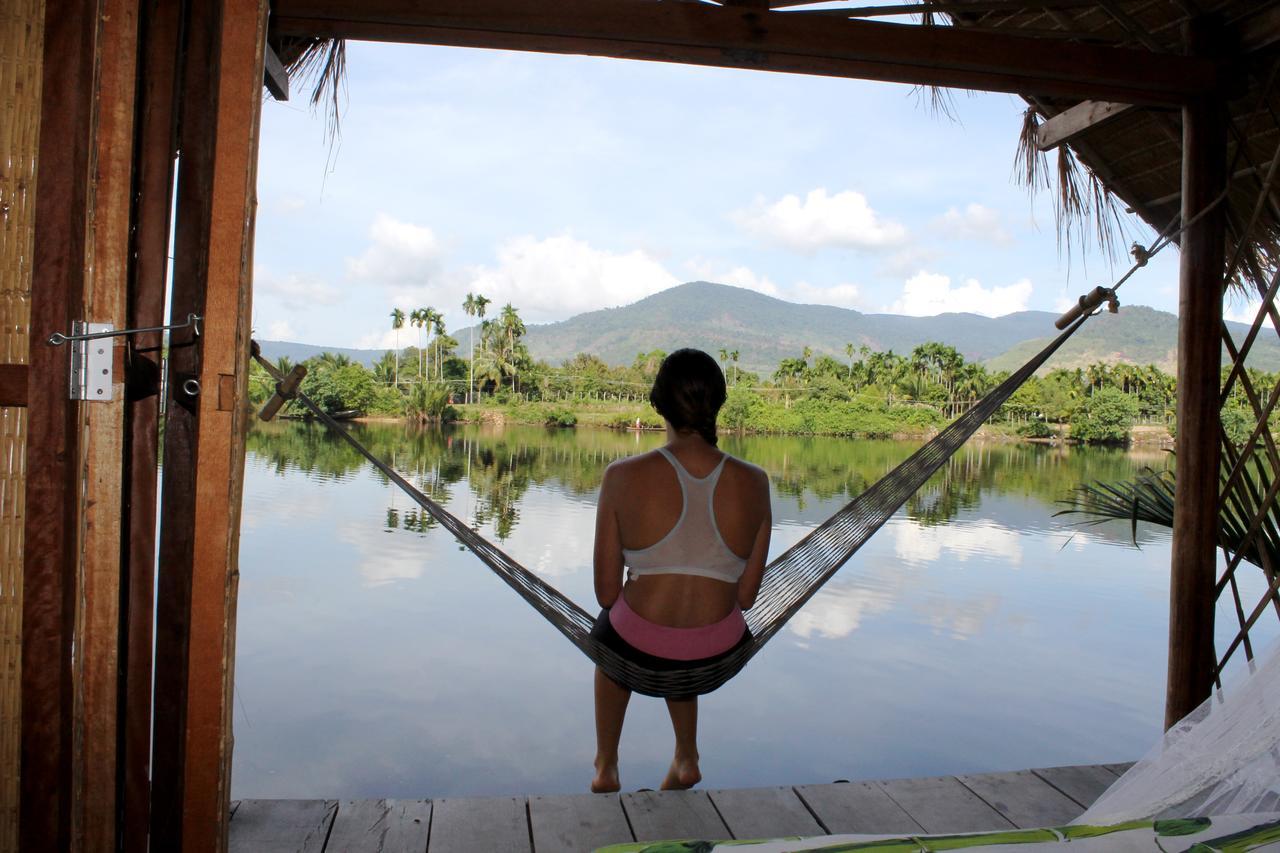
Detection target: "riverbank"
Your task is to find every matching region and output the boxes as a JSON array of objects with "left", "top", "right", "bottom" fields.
[{"left": 424, "top": 400, "right": 1174, "bottom": 446}]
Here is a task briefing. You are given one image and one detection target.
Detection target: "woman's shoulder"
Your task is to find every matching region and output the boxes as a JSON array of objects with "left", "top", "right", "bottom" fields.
[
  {"left": 603, "top": 448, "right": 669, "bottom": 480},
  {"left": 721, "top": 453, "right": 769, "bottom": 489}
]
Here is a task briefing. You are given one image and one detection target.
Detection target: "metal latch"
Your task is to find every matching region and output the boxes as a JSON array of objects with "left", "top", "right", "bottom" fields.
[{"left": 69, "top": 322, "right": 113, "bottom": 401}]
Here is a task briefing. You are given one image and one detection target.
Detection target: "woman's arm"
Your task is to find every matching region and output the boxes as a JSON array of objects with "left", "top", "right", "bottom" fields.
[
  {"left": 737, "top": 468, "right": 772, "bottom": 611},
  {"left": 594, "top": 463, "right": 625, "bottom": 609}
]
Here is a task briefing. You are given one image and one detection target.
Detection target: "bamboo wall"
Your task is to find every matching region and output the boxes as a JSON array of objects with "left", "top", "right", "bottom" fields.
[{"left": 0, "top": 1, "right": 41, "bottom": 851}]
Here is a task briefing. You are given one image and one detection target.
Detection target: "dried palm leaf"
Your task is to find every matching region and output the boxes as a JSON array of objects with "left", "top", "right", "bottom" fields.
[
  {"left": 286, "top": 38, "right": 347, "bottom": 144},
  {"left": 909, "top": 7, "right": 961, "bottom": 122},
  {"left": 1013, "top": 107, "right": 1049, "bottom": 191}
]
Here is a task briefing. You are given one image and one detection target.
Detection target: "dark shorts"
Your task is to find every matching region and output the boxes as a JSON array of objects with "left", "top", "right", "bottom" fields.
[{"left": 590, "top": 606, "right": 753, "bottom": 699}]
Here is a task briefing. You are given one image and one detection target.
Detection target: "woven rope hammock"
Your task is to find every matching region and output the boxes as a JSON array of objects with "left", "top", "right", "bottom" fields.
[{"left": 251, "top": 312, "right": 1089, "bottom": 697}]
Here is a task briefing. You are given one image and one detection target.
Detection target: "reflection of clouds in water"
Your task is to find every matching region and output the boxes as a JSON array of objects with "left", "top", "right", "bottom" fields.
[
  {"left": 894, "top": 519, "right": 1022, "bottom": 565},
  {"left": 789, "top": 583, "right": 894, "bottom": 639},
  {"left": 914, "top": 591, "right": 1002, "bottom": 640},
  {"left": 337, "top": 521, "right": 427, "bottom": 587}
]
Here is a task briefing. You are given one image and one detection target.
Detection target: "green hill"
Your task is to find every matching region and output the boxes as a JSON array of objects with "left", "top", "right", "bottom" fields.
[
  {"left": 517, "top": 281, "right": 1059, "bottom": 375},
  {"left": 984, "top": 304, "right": 1280, "bottom": 373},
  {"left": 257, "top": 281, "right": 1280, "bottom": 377}
]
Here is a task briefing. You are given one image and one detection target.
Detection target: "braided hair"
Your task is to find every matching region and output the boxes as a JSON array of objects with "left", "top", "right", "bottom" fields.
[{"left": 649, "top": 348, "right": 727, "bottom": 446}]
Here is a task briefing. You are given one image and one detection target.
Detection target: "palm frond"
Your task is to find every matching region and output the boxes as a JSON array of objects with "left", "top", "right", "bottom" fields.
[{"left": 1059, "top": 460, "right": 1280, "bottom": 571}]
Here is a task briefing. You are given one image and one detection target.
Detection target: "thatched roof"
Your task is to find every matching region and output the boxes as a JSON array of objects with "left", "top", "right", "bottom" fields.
[{"left": 931, "top": 0, "right": 1280, "bottom": 289}]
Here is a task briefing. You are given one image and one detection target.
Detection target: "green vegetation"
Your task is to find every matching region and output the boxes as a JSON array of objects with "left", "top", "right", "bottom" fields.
[{"left": 251, "top": 294, "right": 1280, "bottom": 448}]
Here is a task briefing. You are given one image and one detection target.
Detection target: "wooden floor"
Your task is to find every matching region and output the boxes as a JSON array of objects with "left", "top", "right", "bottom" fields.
[{"left": 228, "top": 762, "right": 1132, "bottom": 852}]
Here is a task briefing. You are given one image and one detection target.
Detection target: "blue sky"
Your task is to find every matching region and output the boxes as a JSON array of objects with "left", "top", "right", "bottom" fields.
[{"left": 251, "top": 39, "right": 1230, "bottom": 351}]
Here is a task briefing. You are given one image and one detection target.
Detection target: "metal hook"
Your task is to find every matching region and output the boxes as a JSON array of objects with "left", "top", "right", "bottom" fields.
[{"left": 47, "top": 313, "right": 202, "bottom": 346}]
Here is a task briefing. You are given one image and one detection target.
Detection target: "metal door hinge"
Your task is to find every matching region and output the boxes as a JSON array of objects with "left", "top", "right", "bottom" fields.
[{"left": 69, "top": 322, "right": 113, "bottom": 401}]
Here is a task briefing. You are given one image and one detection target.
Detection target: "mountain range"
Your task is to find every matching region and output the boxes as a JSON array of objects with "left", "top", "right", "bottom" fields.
[{"left": 257, "top": 280, "right": 1280, "bottom": 376}]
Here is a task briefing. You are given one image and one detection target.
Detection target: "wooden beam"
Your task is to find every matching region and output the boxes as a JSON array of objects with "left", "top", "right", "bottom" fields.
[
  {"left": 271, "top": 0, "right": 1219, "bottom": 105},
  {"left": 151, "top": 0, "right": 267, "bottom": 849},
  {"left": 263, "top": 41, "right": 289, "bottom": 100},
  {"left": 75, "top": 0, "right": 140, "bottom": 846},
  {"left": 0, "top": 366, "right": 30, "bottom": 408},
  {"left": 22, "top": 0, "right": 96, "bottom": 848},
  {"left": 1167, "top": 22, "right": 1227, "bottom": 730},
  {"left": 1237, "top": 3, "right": 1280, "bottom": 54},
  {"left": 1036, "top": 100, "right": 1135, "bottom": 150},
  {"left": 121, "top": 1, "right": 183, "bottom": 850}
]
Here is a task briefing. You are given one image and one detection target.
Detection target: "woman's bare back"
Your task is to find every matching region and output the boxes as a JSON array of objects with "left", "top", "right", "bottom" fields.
[{"left": 603, "top": 440, "right": 771, "bottom": 627}]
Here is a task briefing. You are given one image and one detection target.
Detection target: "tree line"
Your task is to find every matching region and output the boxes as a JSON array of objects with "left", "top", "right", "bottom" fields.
[{"left": 249, "top": 297, "right": 1272, "bottom": 444}]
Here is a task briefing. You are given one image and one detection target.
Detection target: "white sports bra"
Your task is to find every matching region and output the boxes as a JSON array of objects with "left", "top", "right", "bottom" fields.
[{"left": 622, "top": 447, "right": 749, "bottom": 584}]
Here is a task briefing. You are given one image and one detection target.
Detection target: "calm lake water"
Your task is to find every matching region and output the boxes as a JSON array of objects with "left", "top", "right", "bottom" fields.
[{"left": 231, "top": 421, "right": 1273, "bottom": 800}]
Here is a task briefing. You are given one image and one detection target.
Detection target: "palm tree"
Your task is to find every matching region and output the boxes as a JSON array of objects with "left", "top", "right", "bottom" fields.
[
  {"left": 389, "top": 308, "right": 405, "bottom": 386},
  {"left": 472, "top": 294, "right": 491, "bottom": 401},
  {"left": 498, "top": 303, "right": 526, "bottom": 392},
  {"left": 432, "top": 313, "right": 446, "bottom": 380},
  {"left": 718, "top": 348, "right": 729, "bottom": 375},
  {"left": 409, "top": 308, "right": 425, "bottom": 381},
  {"left": 730, "top": 349, "right": 740, "bottom": 383},
  {"left": 423, "top": 307, "right": 439, "bottom": 382},
  {"left": 845, "top": 342, "right": 855, "bottom": 380},
  {"left": 463, "top": 293, "right": 480, "bottom": 403}
]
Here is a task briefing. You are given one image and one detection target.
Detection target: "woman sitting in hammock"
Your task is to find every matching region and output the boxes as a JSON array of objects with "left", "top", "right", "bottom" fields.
[{"left": 590, "top": 348, "right": 772, "bottom": 793}]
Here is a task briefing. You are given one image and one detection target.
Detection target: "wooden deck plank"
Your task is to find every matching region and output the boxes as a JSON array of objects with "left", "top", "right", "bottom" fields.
[
  {"left": 228, "top": 799, "right": 336, "bottom": 853},
  {"left": 958, "top": 770, "right": 1085, "bottom": 828},
  {"left": 794, "top": 781, "right": 925, "bottom": 835},
  {"left": 528, "top": 793, "right": 632, "bottom": 852},
  {"left": 1031, "top": 765, "right": 1121, "bottom": 808},
  {"left": 428, "top": 797, "right": 529, "bottom": 853},
  {"left": 877, "top": 776, "right": 1013, "bottom": 834},
  {"left": 326, "top": 799, "right": 431, "bottom": 852},
  {"left": 707, "top": 787, "right": 824, "bottom": 840},
  {"left": 620, "top": 790, "right": 729, "bottom": 842}
]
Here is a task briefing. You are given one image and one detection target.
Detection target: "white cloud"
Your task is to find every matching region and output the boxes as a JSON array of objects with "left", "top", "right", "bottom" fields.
[
  {"left": 792, "top": 281, "right": 862, "bottom": 310},
  {"left": 934, "top": 203, "right": 1013, "bottom": 245},
  {"left": 267, "top": 320, "right": 296, "bottom": 340},
  {"left": 889, "top": 271, "right": 1032, "bottom": 317},
  {"left": 462, "top": 234, "right": 679, "bottom": 323},
  {"left": 1225, "top": 298, "right": 1276, "bottom": 331},
  {"left": 685, "top": 259, "right": 779, "bottom": 296},
  {"left": 732, "top": 188, "right": 907, "bottom": 252},
  {"left": 893, "top": 519, "right": 1024, "bottom": 566},
  {"left": 879, "top": 246, "right": 943, "bottom": 278},
  {"left": 346, "top": 213, "right": 445, "bottom": 286},
  {"left": 255, "top": 271, "right": 341, "bottom": 310},
  {"left": 788, "top": 582, "right": 893, "bottom": 640}
]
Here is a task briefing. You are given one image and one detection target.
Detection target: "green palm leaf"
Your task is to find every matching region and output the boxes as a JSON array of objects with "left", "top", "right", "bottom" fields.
[{"left": 1059, "top": 457, "right": 1280, "bottom": 571}]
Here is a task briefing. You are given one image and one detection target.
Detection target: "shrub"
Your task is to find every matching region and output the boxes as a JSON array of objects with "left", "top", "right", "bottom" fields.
[
  {"left": 1070, "top": 387, "right": 1139, "bottom": 444},
  {"left": 544, "top": 407, "right": 577, "bottom": 427},
  {"left": 1017, "top": 419, "right": 1055, "bottom": 438},
  {"left": 301, "top": 363, "right": 376, "bottom": 415}
]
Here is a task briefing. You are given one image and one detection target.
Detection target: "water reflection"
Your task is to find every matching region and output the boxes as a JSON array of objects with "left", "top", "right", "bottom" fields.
[{"left": 235, "top": 421, "right": 1196, "bottom": 801}]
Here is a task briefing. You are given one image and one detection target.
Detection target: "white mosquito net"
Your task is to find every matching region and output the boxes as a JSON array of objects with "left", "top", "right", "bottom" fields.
[{"left": 1076, "top": 638, "right": 1280, "bottom": 824}]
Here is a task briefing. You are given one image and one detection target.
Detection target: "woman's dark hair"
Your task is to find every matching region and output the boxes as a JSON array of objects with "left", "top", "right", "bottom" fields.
[{"left": 649, "top": 348, "right": 727, "bottom": 446}]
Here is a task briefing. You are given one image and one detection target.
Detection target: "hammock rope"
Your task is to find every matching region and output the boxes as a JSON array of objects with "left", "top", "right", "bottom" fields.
[{"left": 250, "top": 310, "right": 1091, "bottom": 696}]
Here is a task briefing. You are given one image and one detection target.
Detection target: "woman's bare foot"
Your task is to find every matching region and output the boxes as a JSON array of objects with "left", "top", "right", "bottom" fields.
[
  {"left": 591, "top": 757, "right": 621, "bottom": 793},
  {"left": 660, "top": 755, "right": 701, "bottom": 790}
]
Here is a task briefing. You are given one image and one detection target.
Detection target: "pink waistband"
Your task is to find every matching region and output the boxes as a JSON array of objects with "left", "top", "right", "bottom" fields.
[{"left": 610, "top": 595, "right": 746, "bottom": 661}]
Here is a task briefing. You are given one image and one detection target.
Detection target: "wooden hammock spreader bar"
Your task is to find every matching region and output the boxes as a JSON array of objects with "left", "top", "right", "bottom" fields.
[{"left": 270, "top": 0, "right": 1220, "bottom": 106}]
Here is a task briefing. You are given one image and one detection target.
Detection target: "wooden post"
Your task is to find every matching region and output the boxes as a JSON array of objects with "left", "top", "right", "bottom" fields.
[
  {"left": 150, "top": 0, "right": 267, "bottom": 849},
  {"left": 22, "top": 1, "right": 97, "bottom": 849},
  {"left": 1167, "top": 21, "right": 1227, "bottom": 729},
  {"left": 75, "top": 0, "right": 140, "bottom": 849},
  {"left": 120, "top": 1, "right": 183, "bottom": 850}
]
